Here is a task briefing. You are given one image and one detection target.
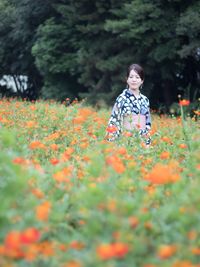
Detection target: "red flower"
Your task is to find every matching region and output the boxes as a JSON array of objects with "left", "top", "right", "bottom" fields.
[
  {"left": 106, "top": 125, "right": 118, "bottom": 133},
  {"left": 179, "top": 99, "right": 190, "bottom": 106},
  {"left": 20, "top": 228, "right": 40, "bottom": 244}
]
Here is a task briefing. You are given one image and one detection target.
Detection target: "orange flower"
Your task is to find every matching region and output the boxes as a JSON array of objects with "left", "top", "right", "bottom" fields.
[
  {"left": 61, "top": 147, "right": 74, "bottom": 161},
  {"left": 187, "top": 230, "right": 197, "bottom": 240},
  {"left": 63, "top": 260, "right": 82, "bottom": 267},
  {"left": 179, "top": 143, "right": 187, "bottom": 149},
  {"left": 106, "top": 125, "right": 118, "bottom": 133},
  {"left": 38, "top": 241, "right": 54, "bottom": 256},
  {"left": 96, "top": 243, "right": 114, "bottom": 260},
  {"left": 128, "top": 216, "right": 139, "bottom": 229},
  {"left": 36, "top": 201, "right": 51, "bottom": 221},
  {"left": 172, "top": 261, "right": 194, "bottom": 267},
  {"left": 117, "top": 147, "right": 127, "bottom": 155},
  {"left": 31, "top": 188, "right": 44, "bottom": 199},
  {"left": 158, "top": 244, "right": 177, "bottom": 259},
  {"left": 69, "top": 241, "right": 85, "bottom": 250},
  {"left": 160, "top": 151, "right": 170, "bottom": 160},
  {"left": 191, "top": 247, "right": 200, "bottom": 255},
  {"left": 161, "top": 136, "right": 172, "bottom": 144},
  {"left": 179, "top": 99, "right": 190, "bottom": 106},
  {"left": 106, "top": 155, "right": 126, "bottom": 174},
  {"left": 96, "top": 242, "right": 129, "bottom": 260},
  {"left": 144, "top": 162, "right": 180, "bottom": 185},
  {"left": 5, "top": 231, "right": 21, "bottom": 250},
  {"left": 13, "top": 157, "right": 27, "bottom": 165},
  {"left": 193, "top": 110, "right": 200, "bottom": 116},
  {"left": 4, "top": 231, "right": 25, "bottom": 259},
  {"left": 50, "top": 143, "right": 59, "bottom": 151},
  {"left": 50, "top": 158, "right": 59, "bottom": 165},
  {"left": 123, "top": 131, "right": 133, "bottom": 137},
  {"left": 29, "top": 141, "right": 46, "bottom": 150},
  {"left": 112, "top": 162, "right": 126, "bottom": 174},
  {"left": 23, "top": 243, "right": 39, "bottom": 262},
  {"left": 25, "top": 121, "right": 37, "bottom": 128},
  {"left": 112, "top": 242, "right": 129, "bottom": 258},
  {"left": 20, "top": 228, "right": 40, "bottom": 244},
  {"left": 73, "top": 116, "right": 85, "bottom": 124}
]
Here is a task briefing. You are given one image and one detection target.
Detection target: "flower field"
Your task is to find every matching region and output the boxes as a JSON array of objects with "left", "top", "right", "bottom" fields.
[{"left": 0, "top": 98, "right": 200, "bottom": 267}]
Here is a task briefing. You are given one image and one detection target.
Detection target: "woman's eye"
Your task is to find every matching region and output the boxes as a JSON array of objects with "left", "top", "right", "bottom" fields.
[{"left": 129, "top": 76, "right": 140, "bottom": 79}]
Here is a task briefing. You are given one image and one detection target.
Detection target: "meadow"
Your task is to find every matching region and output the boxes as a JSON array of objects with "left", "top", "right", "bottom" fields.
[{"left": 0, "top": 98, "right": 200, "bottom": 267}]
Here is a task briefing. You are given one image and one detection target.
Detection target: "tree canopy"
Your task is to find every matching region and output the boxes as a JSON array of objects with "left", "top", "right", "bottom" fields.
[{"left": 0, "top": 0, "right": 199, "bottom": 107}]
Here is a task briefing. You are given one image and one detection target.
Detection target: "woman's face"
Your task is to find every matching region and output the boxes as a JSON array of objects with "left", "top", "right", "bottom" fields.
[{"left": 127, "top": 69, "right": 143, "bottom": 91}]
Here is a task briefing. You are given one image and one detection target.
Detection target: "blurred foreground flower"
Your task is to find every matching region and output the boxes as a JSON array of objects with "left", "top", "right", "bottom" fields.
[
  {"left": 96, "top": 242, "right": 129, "bottom": 260},
  {"left": 144, "top": 162, "right": 180, "bottom": 184},
  {"left": 106, "top": 125, "right": 118, "bottom": 133}
]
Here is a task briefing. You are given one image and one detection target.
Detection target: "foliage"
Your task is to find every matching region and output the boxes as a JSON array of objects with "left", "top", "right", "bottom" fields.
[
  {"left": 0, "top": 0, "right": 200, "bottom": 105},
  {"left": 0, "top": 98, "right": 200, "bottom": 266}
]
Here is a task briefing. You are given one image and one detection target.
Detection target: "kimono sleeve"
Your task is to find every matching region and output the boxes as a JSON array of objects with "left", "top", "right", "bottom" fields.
[
  {"left": 106, "top": 95, "right": 125, "bottom": 141},
  {"left": 139, "top": 98, "right": 151, "bottom": 145}
]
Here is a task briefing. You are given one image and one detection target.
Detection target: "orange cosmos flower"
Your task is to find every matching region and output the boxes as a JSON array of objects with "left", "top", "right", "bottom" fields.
[
  {"left": 61, "top": 147, "right": 74, "bottom": 161},
  {"left": 179, "top": 143, "right": 187, "bottom": 149},
  {"left": 96, "top": 242, "right": 129, "bottom": 260},
  {"left": 20, "top": 228, "right": 40, "bottom": 244},
  {"left": 161, "top": 136, "right": 172, "bottom": 144},
  {"left": 5, "top": 231, "right": 21, "bottom": 250},
  {"left": 158, "top": 244, "right": 177, "bottom": 259},
  {"left": 25, "top": 121, "right": 37, "bottom": 128},
  {"left": 36, "top": 201, "right": 51, "bottom": 221},
  {"left": 112, "top": 242, "right": 129, "bottom": 258},
  {"left": 123, "top": 131, "right": 133, "bottom": 137},
  {"left": 112, "top": 162, "right": 126, "bottom": 174},
  {"left": 63, "top": 260, "right": 82, "bottom": 267},
  {"left": 128, "top": 216, "right": 139, "bottom": 229},
  {"left": 73, "top": 116, "right": 86, "bottom": 124},
  {"left": 187, "top": 230, "right": 197, "bottom": 240},
  {"left": 50, "top": 158, "right": 59, "bottom": 165},
  {"left": 50, "top": 143, "right": 59, "bottom": 151},
  {"left": 69, "top": 241, "right": 85, "bottom": 250},
  {"left": 160, "top": 151, "right": 170, "bottom": 160},
  {"left": 144, "top": 162, "right": 180, "bottom": 185},
  {"left": 172, "top": 261, "right": 194, "bottom": 267},
  {"left": 31, "top": 188, "right": 44, "bottom": 199},
  {"left": 106, "top": 125, "right": 118, "bottom": 133},
  {"left": 193, "top": 110, "right": 200, "bottom": 116},
  {"left": 29, "top": 141, "right": 46, "bottom": 150},
  {"left": 106, "top": 155, "right": 126, "bottom": 174},
  {"left": 13, "top": 157, "right": 27, "bottom": 165},
  {"left": 179, "top": 99, "right": 190, "bottom": 106},
  {"left": 38, "top": 241, "right": 54, "bottom": 257},
  {"left": 117, "top": 147, "right": 127, "bottom": 155},
  {"left": 191, "top": 247, "right": 200, "bottom": 255}
]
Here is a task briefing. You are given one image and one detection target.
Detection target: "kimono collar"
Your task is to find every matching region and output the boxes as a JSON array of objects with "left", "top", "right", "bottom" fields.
[{"left": 126, "top": 88, "right": 141, "bottom": 100}]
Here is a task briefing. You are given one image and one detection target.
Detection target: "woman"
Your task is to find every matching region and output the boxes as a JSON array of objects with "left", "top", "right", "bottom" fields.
[{"left": 107, "top": 64, "right": 151, "bottom": 145}]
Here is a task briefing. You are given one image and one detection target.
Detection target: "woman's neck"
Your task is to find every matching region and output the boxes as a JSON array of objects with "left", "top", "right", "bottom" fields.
[{"left": 129, "top": 88, "right": 140, "bottom": 97}]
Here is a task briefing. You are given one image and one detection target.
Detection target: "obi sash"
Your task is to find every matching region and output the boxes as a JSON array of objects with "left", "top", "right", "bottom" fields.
[{"left": 123, "top": 114, "right": 146, "bottom": 131}]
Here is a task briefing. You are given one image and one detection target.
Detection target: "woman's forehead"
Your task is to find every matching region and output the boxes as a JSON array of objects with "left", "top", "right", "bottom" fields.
[{"left": 129, "top": 69, "right": 139, "bottom": 76}]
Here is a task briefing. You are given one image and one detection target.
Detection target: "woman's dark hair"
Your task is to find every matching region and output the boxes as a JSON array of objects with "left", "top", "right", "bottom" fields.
[{"left": 127, "top": 64, "right": 144, "bottom": 81}]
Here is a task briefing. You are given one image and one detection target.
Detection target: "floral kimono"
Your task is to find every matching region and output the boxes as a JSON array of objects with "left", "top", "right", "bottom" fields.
[{"left": 107, "top": 88, "right": 151, "bottom": 144}]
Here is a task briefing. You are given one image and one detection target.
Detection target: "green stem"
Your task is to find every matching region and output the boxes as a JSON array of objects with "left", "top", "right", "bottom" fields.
[{"left": 180, "top": 105, "right": 191, "bottom": 151}]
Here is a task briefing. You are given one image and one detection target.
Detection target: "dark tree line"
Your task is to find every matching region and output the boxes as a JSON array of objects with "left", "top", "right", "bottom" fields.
[{"left": 0, "top": 0, "right": 199, "bottom": 108}]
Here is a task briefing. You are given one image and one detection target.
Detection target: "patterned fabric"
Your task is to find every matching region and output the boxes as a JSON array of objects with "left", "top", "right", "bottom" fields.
[{"left": 107, "top": 88, "right": 151, "bottom": 144}]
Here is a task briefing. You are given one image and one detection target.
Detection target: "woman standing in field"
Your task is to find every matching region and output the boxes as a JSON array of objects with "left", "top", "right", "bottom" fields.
[{"left": 106, "top": 63, "right": 151, "bottom": 145}]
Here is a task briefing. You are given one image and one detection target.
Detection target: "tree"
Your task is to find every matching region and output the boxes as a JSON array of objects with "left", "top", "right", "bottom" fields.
[{"left": 0, "top": 0, "right": 57, "bottom": 99}]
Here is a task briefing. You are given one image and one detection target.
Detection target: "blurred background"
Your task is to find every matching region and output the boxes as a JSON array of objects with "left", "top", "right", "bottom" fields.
[{"left": 0, "top": 0, "right": 199, "bottom": 111}]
